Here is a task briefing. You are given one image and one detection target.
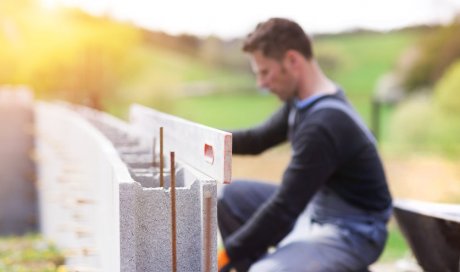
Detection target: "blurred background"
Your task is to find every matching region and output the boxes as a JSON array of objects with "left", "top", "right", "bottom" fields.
[{"left": 2, "top": 0, "right": 460, "bottom": 269}]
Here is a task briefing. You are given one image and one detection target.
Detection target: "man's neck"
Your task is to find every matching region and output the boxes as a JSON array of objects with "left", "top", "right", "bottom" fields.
[{"left": 297, "top": 60, "right": 337, "bottom": 100}]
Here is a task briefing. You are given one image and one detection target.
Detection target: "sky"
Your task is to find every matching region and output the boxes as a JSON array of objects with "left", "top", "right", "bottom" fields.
[{"left": 41, "top": 0, "right": 460, "bottom": 39}]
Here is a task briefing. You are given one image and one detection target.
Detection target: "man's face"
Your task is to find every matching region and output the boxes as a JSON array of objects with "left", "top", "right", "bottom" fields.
[{"left": 249, "top": 50, "right": 297, "bottom": 101}]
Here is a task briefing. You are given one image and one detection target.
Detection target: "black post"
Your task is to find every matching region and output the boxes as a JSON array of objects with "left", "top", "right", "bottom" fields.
[{"left": 371, "top": 97, "right": 381, "bottom": 143}]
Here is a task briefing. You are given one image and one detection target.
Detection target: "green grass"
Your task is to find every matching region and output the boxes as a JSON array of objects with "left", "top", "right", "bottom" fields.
[
  {"left": 318, "top": 31, "right": 419, "bottom": 93},
  {"left": 173, "top": 92, "right": 281, "bottom": 129},
  {"left": 316, "top": 31, "right": 420, "bottom": 130},
  {"left": 0, "top": 234, "right": 64, "bottom": 271},
  {"left": 379, "top": 222, "right": 410, "bottom": 262}
]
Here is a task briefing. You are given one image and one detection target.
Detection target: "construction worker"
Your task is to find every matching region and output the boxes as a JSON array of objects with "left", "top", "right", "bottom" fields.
[{"left": 217, "top": 18, "right": 392, "bottom": 272}]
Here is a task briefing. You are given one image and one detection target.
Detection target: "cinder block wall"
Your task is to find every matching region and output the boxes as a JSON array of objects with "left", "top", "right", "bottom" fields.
[
  {"left": 37, "top": 103, "right": 218, "bottom": 271},
  {"left": 0, "top": 87, "right": 37, "bottom": 235}
]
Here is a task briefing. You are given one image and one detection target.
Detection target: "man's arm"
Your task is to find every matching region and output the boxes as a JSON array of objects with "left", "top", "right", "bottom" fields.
[
  {"left": 224, "top": 121, "right": 339, "bottom": 261},
  {"left": 232, "top": 103, "right": 289, "bottom": 155}
]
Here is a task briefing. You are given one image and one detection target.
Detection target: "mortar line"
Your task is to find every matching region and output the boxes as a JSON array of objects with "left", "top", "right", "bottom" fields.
[
  {"left": 170, "top": 151, "right": 177, "bottom": 272},
  {"left": 160, "top": 127, "right": 164, "bottom": 188}
]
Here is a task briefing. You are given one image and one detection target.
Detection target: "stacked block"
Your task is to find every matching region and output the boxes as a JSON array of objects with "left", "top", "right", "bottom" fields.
[
  {"left": 36, "top": 102, "right": 230, "bottom": 271},
  {"left": 36, "top": 102, "right": 122, "bottom": 271}
]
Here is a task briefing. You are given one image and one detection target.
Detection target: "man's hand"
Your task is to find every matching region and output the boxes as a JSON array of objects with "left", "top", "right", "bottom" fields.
[{"left": 218, "top": 249, "right": 232, "bottom": 272}]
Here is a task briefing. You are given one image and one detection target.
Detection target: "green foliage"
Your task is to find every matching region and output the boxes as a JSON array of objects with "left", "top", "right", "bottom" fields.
[
  {"left": 403, "top": 21, "right": 460, "bottom": 91},
  {"left": 142, "top": 31, "right": 201, "bottom": 56},
  {"left": 107, "top": 41, "right": 255, "bottom": 119},
  {"left": 434, "top": 60, "right": 460, "bottom": 114},
  {"left": 387, "top": 59, "right": 460, "bottom": 157},
  {"left": 387, "top": 93, "right": 460, "bottom": 157},
  {"left": 0, "top": 3, "right": 142, "bottom": 109},
  {"left": 0, "top": 234, "right": 64, "bottom": 271},
  {"left": 0, "top": 0, "right": 254, "bottom": 115}
]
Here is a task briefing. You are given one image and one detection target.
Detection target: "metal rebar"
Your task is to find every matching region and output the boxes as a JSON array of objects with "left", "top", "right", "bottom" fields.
[
  {"left": 204, "top": 191, "right": 212, "bottom": 272},
  {"left": 160, "top": 127, "right": 164, "bottom": 188},
  {"left": 152, "top": 136, "right": 156, "bottom": 168},
  {"left": 170, "top": 151, "right": 177, "bottom": 272}
]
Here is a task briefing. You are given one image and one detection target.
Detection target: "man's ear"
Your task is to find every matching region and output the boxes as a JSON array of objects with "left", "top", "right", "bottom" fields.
[
  {"left": 284, "top": 50, "right": 299, "bottom": 68},
  {"left": 282, "top": 50, "right": 302, "bottom": 76}
]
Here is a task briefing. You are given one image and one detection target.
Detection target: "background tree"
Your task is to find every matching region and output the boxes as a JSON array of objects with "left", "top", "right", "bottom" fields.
[{"left": 402, "top": 18, "right": 460, "bottom": 92}]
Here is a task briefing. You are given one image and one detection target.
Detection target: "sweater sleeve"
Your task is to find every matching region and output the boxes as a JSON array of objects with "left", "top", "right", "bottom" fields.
[
  {"left": 225, "top": 121, "right": 339, "bottom": 261},
  {"left": 232, "top": 103, "right": 289, "bottom": 155}
]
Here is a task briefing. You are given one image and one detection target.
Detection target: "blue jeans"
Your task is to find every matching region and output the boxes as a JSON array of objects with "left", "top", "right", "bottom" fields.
[{"left": 218, "top": 180, "right": 391, "bottom": 272}]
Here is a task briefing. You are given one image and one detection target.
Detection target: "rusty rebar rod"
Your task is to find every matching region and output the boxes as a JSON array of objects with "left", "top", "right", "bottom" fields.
[
  {"left": 152, "top": 136, "right": 156, "bottom": 168},
  {"left": 160, "top": 127, "right": 164, "bottom": 188},
  {"left": 204, "top": 191, "right": 212, "bottom": 272},
  {"left": 170, "top": 151, "right": 177, "bottom": 272}
]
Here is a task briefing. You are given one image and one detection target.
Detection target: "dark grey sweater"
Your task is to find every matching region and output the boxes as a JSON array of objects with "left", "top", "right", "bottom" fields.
[{"left": 226, "top": 90, "right": 392, "bottom": 261}]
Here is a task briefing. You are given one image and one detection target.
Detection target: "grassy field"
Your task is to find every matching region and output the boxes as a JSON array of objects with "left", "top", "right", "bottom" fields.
[
  {"left": 170, "top": 31, "right": 421, "bottom": 139},
  {"left": 108, "top": 43, "right": 254, "bottom": 118},
  {"left": 173, "top": 92, "right": 280, "bottom": 129},
  {"left": 318, "top": 31, "right": 420, "bottom": 134},
  {"left": 114, "top": 30, "right": 421, "bottom": 143}
]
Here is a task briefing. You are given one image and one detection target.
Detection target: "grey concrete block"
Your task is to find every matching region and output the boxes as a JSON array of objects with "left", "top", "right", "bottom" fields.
[
  {"left": 133, "top": 177, "right": 217, "bottom": 272},
  {"left": 120, "top": 181, "right": 142, "bottom": 272}
]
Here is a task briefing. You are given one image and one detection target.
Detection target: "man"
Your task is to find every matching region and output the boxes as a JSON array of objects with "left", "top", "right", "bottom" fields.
[{"left": 217, "top": 18, "right": 392, "bottom": 272}]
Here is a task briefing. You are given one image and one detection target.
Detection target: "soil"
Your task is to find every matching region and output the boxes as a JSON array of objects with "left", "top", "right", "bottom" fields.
[{"left": 232, "top": 149, "right": 460, "bottom": 202}]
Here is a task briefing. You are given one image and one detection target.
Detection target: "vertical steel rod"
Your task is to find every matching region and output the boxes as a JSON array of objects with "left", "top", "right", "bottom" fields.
[
  {"left": 152, "top": 136, "right": 156, "bottom": 168},
  {"left": 204, "top": 192, "right": 212, "bottom": 272},
  {"left": 160, "top": 127, "right": 164, "bottom": 188},
  {"left": 170, "top": 151, "right": 177, "bottom": 272}
]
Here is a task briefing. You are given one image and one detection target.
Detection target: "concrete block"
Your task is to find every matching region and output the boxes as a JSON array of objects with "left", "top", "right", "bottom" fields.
[
  {"left": 0, "top": 87, "right": 37, "bottom": 235},
  {"left": 36, "top": 103, "right": 124, "bottom": 272},
  {"left": 132, "top": 170, "right": 217, "bottom": 272},
  {"left": 119, "top": 181, "right": 141, "bottom": 272},
  {"left": 37, "top": 102, "right": 222, "bottom": 271}
]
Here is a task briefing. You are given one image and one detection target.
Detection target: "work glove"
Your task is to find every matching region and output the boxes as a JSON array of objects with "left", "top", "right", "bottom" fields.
[{"left": 218, "top": 249, "right": 232, "bottom": 272}]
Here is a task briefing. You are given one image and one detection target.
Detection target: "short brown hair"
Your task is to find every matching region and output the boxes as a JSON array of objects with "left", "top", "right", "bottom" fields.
[{"left": 242, "top": 18, "right": 313, "bottom": 60}]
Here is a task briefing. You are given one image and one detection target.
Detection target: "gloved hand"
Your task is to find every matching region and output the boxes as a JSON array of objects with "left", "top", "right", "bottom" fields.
[{"left": 218, "top": 249, "right": 232, "bottom": 272}]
